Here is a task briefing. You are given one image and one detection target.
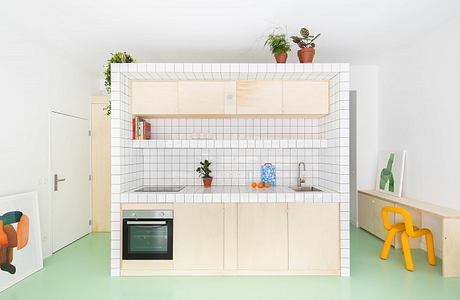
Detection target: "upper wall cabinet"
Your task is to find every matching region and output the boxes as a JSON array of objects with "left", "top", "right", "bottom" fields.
[
  {"left": 131, "top": 80, "right": 329, "bottom": 117},
  {"left": 178, "top": 81, "right": 236, "bottom": 115},
  {"left": 131, "top": 81, "right": 178, "bottom": 115},
  {"left": 282, "top": 81, "right": 329, "bottom": 115},
  {"left": 236, "top": 81, "right": 283, "bottom": 115}
]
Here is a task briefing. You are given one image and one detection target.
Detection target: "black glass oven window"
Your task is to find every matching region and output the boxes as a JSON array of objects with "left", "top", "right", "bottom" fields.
[{"left": 128, "top": 225, "right": 168, "bottom": 254}]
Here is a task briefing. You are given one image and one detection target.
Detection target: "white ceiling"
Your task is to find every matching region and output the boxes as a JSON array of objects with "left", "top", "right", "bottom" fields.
[{"left": 2, "top": 0, "right": 459, "bottom": 74}]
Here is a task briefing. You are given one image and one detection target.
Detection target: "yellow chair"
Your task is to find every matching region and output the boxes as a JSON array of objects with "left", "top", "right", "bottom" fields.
[{"left": 380, "top": 206, "right": 436, "bottom": 271}]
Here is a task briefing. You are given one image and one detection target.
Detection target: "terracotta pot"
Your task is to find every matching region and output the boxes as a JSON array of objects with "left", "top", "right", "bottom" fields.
[
  {"left": 203, "top": 177, "right": 213, "bottom": 188},
  {"left": 297, "top": 48, "right": 315, "bottom": 63},
  {"left": 274, "top": 53, "right": 288, "bottom": 63}
]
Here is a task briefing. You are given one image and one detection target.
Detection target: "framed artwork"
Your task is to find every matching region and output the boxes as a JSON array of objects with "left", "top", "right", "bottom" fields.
[
  {"left": 0, "top": 192, "right": 43, "bottom": 292},
  {"left": 375, "top": 150, "right": 406, "bottom": 197}
]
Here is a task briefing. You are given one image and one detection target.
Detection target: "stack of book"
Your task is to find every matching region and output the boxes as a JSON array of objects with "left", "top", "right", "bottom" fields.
[{"left": 132, "top": 117, "right": 151, "bottom": 140}]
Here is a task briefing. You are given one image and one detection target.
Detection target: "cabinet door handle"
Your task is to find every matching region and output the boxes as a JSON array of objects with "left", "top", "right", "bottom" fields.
[{"left": 54, "top": 174, "right": 66, "bottom": 191}]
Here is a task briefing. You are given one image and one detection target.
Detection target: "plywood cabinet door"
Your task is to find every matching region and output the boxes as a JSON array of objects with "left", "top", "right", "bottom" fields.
[
  {"left": 91, "top": 96, "right": 111, "bottom": 232},
  {"left": 237, "top": 203, "right": 288, "bottom": 270},
  {"left": 288, "top": 203, "right": 340, "bottom": 271},
  {"left": 236, "top": 81, "right": 283, "bottom": 114},
  {"left": 131, "top": 81, "right": 178, "bottom": 115},
  {"left": 282, "top": 81, "right": 329, "bottom": 115},
  {"left": 178, "top": 81, "right": 236, "bottom": 115},
  {"left": 358, "top": 193, "right": 374, "bottom": 233},
  {"left": 173, "top": 204, "right": 224, "bottom": 270},
  {"left": 373, "top": 198, "right": 395, "bottom": 241}
]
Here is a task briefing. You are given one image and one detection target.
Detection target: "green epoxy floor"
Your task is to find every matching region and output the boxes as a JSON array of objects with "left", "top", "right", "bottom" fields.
[{"left": 1, "top": 227, "right": 459, "bottom": 300}]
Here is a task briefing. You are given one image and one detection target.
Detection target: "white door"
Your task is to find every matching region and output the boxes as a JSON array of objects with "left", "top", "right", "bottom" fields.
[{"left": 51, "top": 111, "right": 91, "bottom": 252}]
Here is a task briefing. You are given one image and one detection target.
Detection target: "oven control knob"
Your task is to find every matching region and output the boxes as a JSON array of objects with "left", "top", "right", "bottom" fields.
[
  {"left": 131, "top": 212, "right": 136, "bottom": 217},
  {"left": 160, "top": 212, "right": 165, "bottom": 217}
]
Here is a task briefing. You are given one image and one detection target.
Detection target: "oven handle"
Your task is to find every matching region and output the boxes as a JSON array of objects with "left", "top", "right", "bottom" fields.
[{"left": 126, "top": 221, "right": 167, "bottom": 225}]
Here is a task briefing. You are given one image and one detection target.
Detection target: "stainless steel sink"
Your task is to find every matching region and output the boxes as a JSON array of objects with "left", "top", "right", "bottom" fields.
[
  {"left": 289, "top": 186, "right": 322, "bottom": 192},
  {"left": 134, "top": 186, "right": 185, "bottom": 192}
]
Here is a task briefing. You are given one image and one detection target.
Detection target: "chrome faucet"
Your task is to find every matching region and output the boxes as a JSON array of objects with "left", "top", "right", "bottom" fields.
[{"left": 297, "top": 162, "right": 306, "bottom": 187}]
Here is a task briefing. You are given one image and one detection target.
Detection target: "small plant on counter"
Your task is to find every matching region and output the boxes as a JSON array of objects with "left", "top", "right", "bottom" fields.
[
  {"left": 264, "top": 29, "right": 291, "bottom": 63},
  {"left": 290, "top": 27, "right": 321, "bottom": 63},
  {"left": 103, "top": 52, "right": 136, "bottom": 115},
  {"left": 196, "top": 160, "right": 213, "bottom": 188}
]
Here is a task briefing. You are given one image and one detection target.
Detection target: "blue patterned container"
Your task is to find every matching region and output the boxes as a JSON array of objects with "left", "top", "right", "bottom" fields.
[{"left": 261, "top": 163, "right": 276, "bottom": 186}]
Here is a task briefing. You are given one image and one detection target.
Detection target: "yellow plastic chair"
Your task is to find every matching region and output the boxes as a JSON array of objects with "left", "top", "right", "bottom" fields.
[{"left": 380, "top": 206, "right": 436, "bottom": 271}]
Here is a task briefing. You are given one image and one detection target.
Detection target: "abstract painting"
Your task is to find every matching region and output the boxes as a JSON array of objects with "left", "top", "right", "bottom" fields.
[
  {"left": 0, "top": 192, "right": 43, "bottom": 292},
  {"left": 375, "top": 150, "right": 406, "bottom": 197}
]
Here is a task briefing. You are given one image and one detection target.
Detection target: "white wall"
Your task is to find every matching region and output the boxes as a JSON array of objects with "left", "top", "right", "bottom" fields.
[
  {"left": 350, "top": 65, "right": 379, "bottom": 225},
  {"left": 0, "top": 28, "right": 97, "bottom": 258},
  {"left": 378, "top": 16, "right": 460, "bottom": 211}
]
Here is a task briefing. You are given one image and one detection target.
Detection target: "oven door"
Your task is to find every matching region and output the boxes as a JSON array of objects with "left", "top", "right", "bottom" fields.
[{"left": 122, "top": 218, "right": 173, "bottom": 260}]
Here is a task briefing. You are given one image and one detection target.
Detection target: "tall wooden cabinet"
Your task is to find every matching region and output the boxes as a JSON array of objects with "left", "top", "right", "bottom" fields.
[{"left": 90, "top": 96, "right": 111, "bottom": 232}]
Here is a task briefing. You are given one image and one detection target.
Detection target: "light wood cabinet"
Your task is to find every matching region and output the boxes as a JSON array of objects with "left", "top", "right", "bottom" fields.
[
  {"left": 288, "top": 203, "right": 339, "bottom": 270},
  {"left": 236, "top": 81, "right": 283, "bottom": 114},
  {"left": 91, "top": 96, "right": 110, "bottom": 232},
  {"left": 358, "top": 192, "right": 374, "bottom": 233},
  {"left": 173, "top": 204, "right": 224, "bottom": 270},
  {"left": 131, "top": 81, "right": 178, "bottom": 115},
  {"left": 358, "top": 192, "right": 396, "bottom": 245},
  {"left": 237, "top": 203, "right": 288, "bottom": 270},
  {"left": 131, "top": 80, "right": 330, "bottom": 117},
  {"left": 282, "top": 81, "right": 329, "bottom": 115}
]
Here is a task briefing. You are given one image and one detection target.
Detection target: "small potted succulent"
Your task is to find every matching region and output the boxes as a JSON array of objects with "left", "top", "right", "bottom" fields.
[
  {"left": 264, "top": 31, "right": 291, "bottom": 63},
  {"left": 103, "top": 52, "right": 136, "bottom": 115},
  {"left": 290, "top": 28, "right": 321, "bottom": 63},
  {"left": 196, "top": 160, "right": 213, "bottom": 188}
]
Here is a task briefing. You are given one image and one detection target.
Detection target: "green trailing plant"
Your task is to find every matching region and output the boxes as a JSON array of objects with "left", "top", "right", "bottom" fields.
[
  {"left": 264, "top": 31, "right": 291, "bottom": 55},
  {"left": 103, "top": 52, "right": 136, "bottom": 115},
  {"left": 196, "top": 160, "right": 212, "bottom": 178},
  {"left": 290, "top": 28, "right": 321, "bottom": 49}
]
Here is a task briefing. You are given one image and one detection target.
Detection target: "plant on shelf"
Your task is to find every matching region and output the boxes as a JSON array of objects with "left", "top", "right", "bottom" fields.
[
  {"left": 290, "top": 27, "right": 321, "bottom": 63},
  {"left": 264, "top": 29, "right": 291, "bottom": 63},
  {"left": 196, "top": 160, "right": 213, "bottom": 188},
  {"left": 103, "top": 52, "right": 136, "bottom": 115}
]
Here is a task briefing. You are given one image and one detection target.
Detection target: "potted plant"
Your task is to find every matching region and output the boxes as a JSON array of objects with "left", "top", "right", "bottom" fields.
[
  {"left": 103, "top": 52, "right": 136, "bottom": 115},
  {"left": 290, "top": 28, "right": 321, "bottom": 63},
  {"left": 196, "top": 160, "right": 213, "bottom": 188},
  {"left": 264, "top": 31, "right": 291, "bottom": 63}
]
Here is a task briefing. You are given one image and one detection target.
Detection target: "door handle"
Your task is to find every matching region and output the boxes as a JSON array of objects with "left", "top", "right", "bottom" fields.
[{"left": 54, "top": 174, "right": 66, "bottom": 191}]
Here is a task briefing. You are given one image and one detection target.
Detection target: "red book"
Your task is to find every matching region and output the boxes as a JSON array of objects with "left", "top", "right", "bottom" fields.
[
  {"left": 144, "top": 121, "right": 151, "bottom": 140},
  {"left": 132, "top": 118, "right": 136, "bottom": 139}
]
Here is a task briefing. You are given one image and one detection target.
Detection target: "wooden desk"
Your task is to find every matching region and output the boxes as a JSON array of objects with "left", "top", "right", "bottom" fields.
[{"left": 359, "top": 190, "right": 460, "bottom": 277}]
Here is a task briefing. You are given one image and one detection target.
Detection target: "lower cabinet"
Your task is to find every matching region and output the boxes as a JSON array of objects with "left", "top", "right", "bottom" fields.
[
  {"left": 358, "top": 191, "right": 422, "bottom": 248},
  {"left": 122, "top": 202, "right": 340, "bottom": 275},
  {"left": 237, "top": 203, "right": 288, "bottom": 270},
  {"left": 173, "top": 203, "right": 224, "bottom": 270},
  {"left": 288, "top": 203, "right": 340, "bottom": 270},
  {"left": 358, "top": 192, "right": 394, "bottom": 241}
]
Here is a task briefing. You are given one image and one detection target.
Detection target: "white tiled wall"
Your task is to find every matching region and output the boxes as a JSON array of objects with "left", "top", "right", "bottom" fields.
[
  {"left": 143, "top": 147, "right": 319, "bottom": 187},
  {"left": 148, "top": 118, "right": 320, "bottom": 140},
  {"left": 110, "top": 63, "right": 350, "bottom": 277}
]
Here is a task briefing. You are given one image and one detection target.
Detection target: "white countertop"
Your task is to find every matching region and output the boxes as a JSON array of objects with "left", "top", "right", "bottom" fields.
[{"left": 118, "top": 185, "right": 343, "bottom": 203}]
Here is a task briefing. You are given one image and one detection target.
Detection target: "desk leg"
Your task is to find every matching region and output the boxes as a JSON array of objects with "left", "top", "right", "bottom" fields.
[{"left": 442, "top": 218, "right": 460, "bottom": 277}]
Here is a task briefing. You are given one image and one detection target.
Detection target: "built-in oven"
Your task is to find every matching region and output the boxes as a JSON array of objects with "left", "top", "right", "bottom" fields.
[{"left": 122, "top": 210, "right": 173, "bottom": 260}]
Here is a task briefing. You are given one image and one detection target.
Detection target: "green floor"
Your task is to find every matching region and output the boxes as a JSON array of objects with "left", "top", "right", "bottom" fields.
[{"left": 1, "top": 227, "right": 459, "bottom": 300}]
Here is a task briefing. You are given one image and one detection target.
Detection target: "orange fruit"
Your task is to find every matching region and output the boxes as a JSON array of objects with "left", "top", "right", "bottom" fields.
[
  {"left": 258, "top": 182, "right": 264, "bottom": 188},
  {"left": 251, "top": 182, "right": 257, "bottom": 188},
  {"left": 265, "top": 182, "right": 271, "bottom": 188}
]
